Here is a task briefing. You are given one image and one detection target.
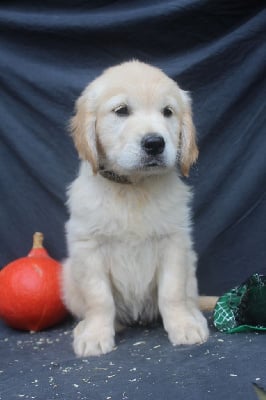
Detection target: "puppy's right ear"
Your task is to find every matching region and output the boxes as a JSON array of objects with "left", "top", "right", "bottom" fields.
[{"left": 70, "top": 87, "right": 98, "bottom": 174}]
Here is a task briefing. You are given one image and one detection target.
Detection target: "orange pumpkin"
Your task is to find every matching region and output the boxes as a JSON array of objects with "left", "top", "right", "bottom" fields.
[{"left": 0, "top": 232, "right": 68, "bottom": 331}]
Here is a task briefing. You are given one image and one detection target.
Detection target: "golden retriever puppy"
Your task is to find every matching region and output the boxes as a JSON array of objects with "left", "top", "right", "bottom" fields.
[{"left": 62, "top": 60, "right": 209, "bottom": 357}]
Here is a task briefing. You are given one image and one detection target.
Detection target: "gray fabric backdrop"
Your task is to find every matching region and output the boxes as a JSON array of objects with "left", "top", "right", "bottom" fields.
[{"left": 0, "top": 1, "right": 265, "bottom": 297}]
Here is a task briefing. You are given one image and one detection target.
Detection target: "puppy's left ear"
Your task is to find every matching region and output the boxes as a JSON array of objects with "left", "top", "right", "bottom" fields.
[{"left": 179, "top": 90, "right": 199, "bottom": 177}]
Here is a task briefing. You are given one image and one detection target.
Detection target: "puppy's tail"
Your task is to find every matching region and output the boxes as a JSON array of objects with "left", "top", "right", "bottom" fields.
[{"left": 198, "top": 296, "right": 218, "bottom": 312}]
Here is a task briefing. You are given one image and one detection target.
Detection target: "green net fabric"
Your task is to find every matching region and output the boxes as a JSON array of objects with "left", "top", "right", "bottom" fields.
[{"left": 213, "top": 274, "right": 266, "bottom": 333}]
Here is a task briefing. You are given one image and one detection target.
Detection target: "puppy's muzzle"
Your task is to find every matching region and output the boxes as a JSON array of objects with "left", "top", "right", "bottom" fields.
[{"left": 141, "top": 134, "right": 165, "bottom": 156}]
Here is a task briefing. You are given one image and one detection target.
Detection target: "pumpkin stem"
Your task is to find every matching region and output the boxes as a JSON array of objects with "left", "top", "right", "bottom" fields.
[{"left": 32, "top": 232, "right": 44, "bottom": 249}]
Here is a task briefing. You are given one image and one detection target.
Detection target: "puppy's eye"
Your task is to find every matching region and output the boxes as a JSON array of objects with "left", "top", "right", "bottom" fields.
[
  {"left": 113, "top": 105, "right": 130, "bottom": 117},
  {"left": 162, "top": 106, "right": 174, "bottom": 118}
]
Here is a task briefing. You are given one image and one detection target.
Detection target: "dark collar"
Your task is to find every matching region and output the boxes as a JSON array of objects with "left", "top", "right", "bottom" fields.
[{"left": 99, "top": 167, "right": 132, "bottom": 184}]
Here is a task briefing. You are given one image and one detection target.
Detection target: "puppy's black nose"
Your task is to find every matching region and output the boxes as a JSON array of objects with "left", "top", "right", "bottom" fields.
[{"left": 142, "top": 134, "right": 165, "bottom": 156}]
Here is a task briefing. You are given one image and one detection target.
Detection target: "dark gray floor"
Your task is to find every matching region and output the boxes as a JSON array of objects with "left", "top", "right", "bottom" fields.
[{"left": 0, "top": 315, "right": 265, "bottom": 400}]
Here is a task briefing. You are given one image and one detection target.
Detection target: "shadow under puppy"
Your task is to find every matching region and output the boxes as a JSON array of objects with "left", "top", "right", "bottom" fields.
[{"left": 62, "top": 60, "right": 209, "bottom": 357}]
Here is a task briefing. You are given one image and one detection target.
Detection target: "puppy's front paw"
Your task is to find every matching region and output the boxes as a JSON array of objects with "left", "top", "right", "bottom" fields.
[
  {"left": 73, "top": 319, "right": 115, "bottom": 357},
  {"left": 166, "top": 308, "right": 209, "bottom": 346}
]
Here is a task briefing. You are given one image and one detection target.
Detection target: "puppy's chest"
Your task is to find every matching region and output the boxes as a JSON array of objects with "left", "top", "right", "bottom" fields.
[
  {"left": 106, "top": 237, "right": 159, "bottom": 324},
  {"left": 93, "top": 189, "right": 184, "bottom": 238}
]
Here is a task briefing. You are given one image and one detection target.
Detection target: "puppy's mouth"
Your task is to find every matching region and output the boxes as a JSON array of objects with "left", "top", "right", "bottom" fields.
[{"left": 140, "top": 157, "right": 166, "bottom": 170}]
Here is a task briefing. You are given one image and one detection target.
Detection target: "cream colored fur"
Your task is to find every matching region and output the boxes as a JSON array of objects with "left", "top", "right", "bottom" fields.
[{"left": 62, "top": 61, "right": 209, "bottom": 357}]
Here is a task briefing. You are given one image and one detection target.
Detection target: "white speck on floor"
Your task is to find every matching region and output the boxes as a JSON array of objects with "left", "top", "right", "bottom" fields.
[{"left": 133, "top": 341, "right": 146, "bottom": 346}]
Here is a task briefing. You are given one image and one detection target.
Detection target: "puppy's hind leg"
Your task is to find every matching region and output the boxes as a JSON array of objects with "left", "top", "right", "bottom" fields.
[{"left": 62, "top": 258, "right": 88, "bottom": 319}]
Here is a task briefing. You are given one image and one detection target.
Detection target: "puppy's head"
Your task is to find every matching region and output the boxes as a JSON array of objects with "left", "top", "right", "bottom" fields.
[{"left": 71, "top": 60, "right": 198, "bottom": 178}]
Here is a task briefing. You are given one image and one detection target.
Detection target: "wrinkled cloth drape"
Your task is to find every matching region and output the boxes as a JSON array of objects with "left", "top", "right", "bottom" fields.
[{"left": 0, "top": 1, "right": 265, "bottom": 295}]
